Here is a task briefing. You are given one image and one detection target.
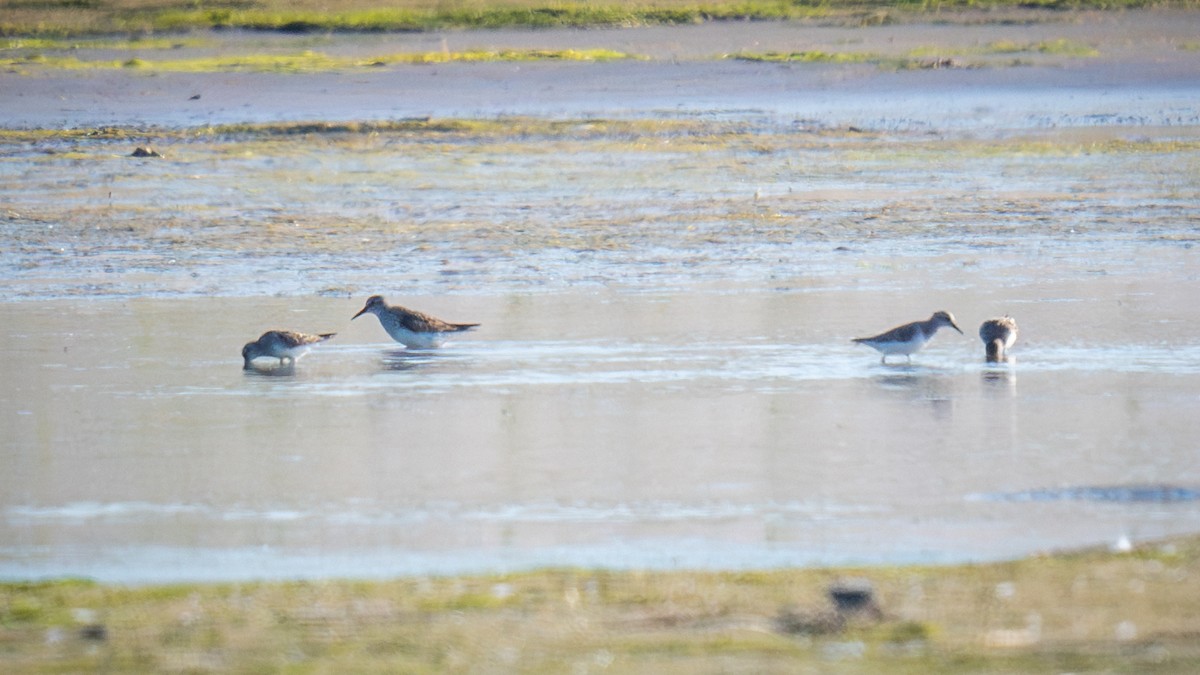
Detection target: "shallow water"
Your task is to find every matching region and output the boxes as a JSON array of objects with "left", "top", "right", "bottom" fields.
[
  {"left": 2, "top": 19, "right": 1200, "bottom": 582},
  {"left": 3, "top": 265, "right": 1200, "bottom": 582}
]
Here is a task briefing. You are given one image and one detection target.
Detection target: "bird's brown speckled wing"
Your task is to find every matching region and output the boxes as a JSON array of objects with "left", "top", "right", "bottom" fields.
[
  {"left": 395, "top": 307, "right": 479, "bottom": 334},
  {"left": 979, "top": 317, "right": 1017, "bottom": 343},
  {"left": 273, "top": 330, "right": 335, "bottom": 347},
  {"left": 854, "top": 321, "right": 921, "bottom": 344}
]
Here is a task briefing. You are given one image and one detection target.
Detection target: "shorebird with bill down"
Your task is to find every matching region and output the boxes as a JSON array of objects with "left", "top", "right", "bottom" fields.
[
  {"left": 979, "top": 316, "right": 1018, "bottom": 363},
  {"left": 242, "top": 330, "right": 336, "bottom": 369}
]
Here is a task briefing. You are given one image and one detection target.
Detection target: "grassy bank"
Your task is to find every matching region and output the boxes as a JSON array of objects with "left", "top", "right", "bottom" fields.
[
  {"left": 2, "top": 0, "right": 1198, "bottom": 38},
  {"left": 4, "top": 47, "right": 640, "bottom": 74},
  {"left": 0, "top": 38, "right": 1103, "bottom": 74},
  {"left": 3, "top": 536, "right": 1200, "bottom": 672}
]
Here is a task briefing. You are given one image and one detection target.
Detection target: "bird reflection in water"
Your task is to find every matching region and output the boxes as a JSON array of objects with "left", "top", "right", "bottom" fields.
[
  {"left": 982, "top": 365, "right": 1017, "bottom": 390},
  {"left": 379, "top": 349, "right": 441, "bottom": 372},
  {"left": 243, "top": 362, "right": 297, "bottom": 377}
]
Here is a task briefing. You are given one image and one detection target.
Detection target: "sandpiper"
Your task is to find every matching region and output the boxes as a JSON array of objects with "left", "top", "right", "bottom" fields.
[
  {"left": 351, "top": 295, "right": 479, "bottom": 349},
  {"left": 242, "top": 330, "right": 336, "bottom": 369},
  {"left": 853, "top": 311, "right": 963, "bottom": 364},
  {"left": 979, "top": 316, "right": 1018, "bottom": 363}
]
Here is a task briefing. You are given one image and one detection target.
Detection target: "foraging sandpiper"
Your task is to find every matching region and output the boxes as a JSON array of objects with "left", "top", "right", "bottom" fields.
[
  {"left": 979, "top": 316, "right": 1018, "bottom": 363},
  {"left": 853, "top": 311, "right": 963, "bottom": 364},
  {"left": 242, "top": 330, "right": 336, "bottom": 369},
  {"left": 351, "top": 295, "right": 479, "bottom": 349}
]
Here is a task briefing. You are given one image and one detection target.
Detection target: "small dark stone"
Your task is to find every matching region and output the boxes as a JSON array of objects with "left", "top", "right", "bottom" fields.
[
  {"left": 828, "top": 578, "right": 883, "bottom": 620},
  {"left": 131, "top": 147, "right": 163, "bottom": 158},
  {"left": 919, "top": 57, "right": 961, "bottom": 70},
  {"left": 79, "top": 624, "right": 108, "bottom": 641}
]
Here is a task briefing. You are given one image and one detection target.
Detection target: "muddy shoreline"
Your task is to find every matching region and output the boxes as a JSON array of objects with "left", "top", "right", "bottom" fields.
[{"left": 5, "top": 535, "right": 1200, "bottom": 672}]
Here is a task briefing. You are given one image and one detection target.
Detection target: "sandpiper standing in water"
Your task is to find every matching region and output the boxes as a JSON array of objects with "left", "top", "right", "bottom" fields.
[
  {"left": 853, "top": 311, "right": 963, "bottom": 364},
  {"left": 979, "top": 316, "right": 1018, "bottom": 363},
  {"left": 352, "top": 295, "right": 479, "bottom": 349},
  {"left": 242, "top": 330, "right": 336, "bottom": 369}
]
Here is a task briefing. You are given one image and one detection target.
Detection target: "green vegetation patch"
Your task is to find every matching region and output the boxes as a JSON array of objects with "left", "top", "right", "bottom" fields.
[
  {"left": 947, "top": 137, "right": 1200, "bottom": 157},
  {"left": 372, "top": 47, "right": 637, "bottom": 64},
  {"left": 1, "top": 36, "right": 208, "bottom": 50},
  {"left": 4, "top": 0, "right": 1198, "bottom": 37},
  {"left": 731, "top": 49, "right": 882, "bottom": 64},
  {"left": 909, "top": 38, "right": 1099, "bottom": 58},
  {"left": 732, "top": 37, "right": 1100, "bottom": 69},
  {"left": 5, "top": 47, "right": 639, "bottom": 73},
  {"left": 729, "top": 49, "right": 972, "bottom": 70},
  {"left": 189, "top": 116, "right": 718, "bottom": 141},
  {"left": 2, "top": 117, "right": 1197, "bottom": 151}
]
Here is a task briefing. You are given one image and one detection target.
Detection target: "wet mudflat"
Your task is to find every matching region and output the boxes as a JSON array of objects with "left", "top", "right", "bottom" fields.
[{"left": 2, "top": 13, "right": 1200, "bottom": 583}]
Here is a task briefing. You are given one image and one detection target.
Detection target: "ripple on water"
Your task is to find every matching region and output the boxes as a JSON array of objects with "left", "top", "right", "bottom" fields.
[
  {"left": 175, "top": 339, "right": 893, "bottom": 399},
  {"left": 5, "top": 498, "right": 885, "bottom": 527},
  {"left": 969, "top": 485, "right": 1200, "bottom": 504},
  {"left": 164, "top": 338, "right": 1200, "bottom": 402}
]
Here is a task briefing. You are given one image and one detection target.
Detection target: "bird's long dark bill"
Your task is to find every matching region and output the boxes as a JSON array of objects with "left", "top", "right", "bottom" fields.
[
  {"left": 952, "top": 323, "right": 964, "bottom": 334},
  {"left": 351, "top": 306, "right": 369, "bottom": 320}
]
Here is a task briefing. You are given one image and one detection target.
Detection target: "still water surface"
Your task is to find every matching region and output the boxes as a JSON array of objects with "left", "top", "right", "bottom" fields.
[{"left": 4, "top": 265, "right": 1200, "bottom": 582}]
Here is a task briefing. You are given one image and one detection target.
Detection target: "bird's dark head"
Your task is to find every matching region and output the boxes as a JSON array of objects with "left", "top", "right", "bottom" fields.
[
  {"left": 352, "top": 295, "right": 386, "bottom": 320},
  {"left": 932, "top": 311, "right": 963, "bottom": 334},
  {"left": 241, "top": 342, "right": 260, "bottom": 369}
]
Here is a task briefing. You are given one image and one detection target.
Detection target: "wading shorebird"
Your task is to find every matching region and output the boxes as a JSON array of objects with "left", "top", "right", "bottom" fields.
[
  {"left": 242, "top": 330, "right": 335, "bottom": 369},
  {"left": 979, "top": 316, "right": 1018, "bottom": 363},
  {"left": 351, "top": 295, "right": 479, "bottom": 349},
  {"left": 853, "top": 311, "right": 963, "bottom": 364}
]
